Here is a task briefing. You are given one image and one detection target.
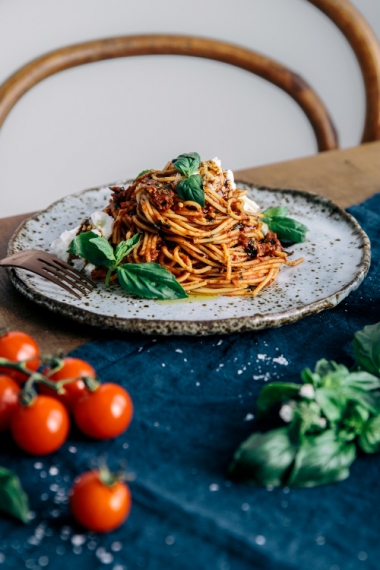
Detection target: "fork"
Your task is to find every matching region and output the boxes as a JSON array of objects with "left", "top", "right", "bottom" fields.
[{"left": 0, "top": 249, "right": 96, "bottom": 299}]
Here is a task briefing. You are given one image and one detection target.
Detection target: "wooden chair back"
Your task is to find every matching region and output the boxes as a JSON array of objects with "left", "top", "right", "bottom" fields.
[
  {"left": 310, "top": 0, "right": 380, "bottom": 144},
  {"left": 0, "top": 0, "right": 378, "bottom": 152}
]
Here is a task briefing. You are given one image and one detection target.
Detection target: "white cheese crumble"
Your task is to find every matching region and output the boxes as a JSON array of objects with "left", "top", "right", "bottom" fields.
[
  {"left": 226, "top": 169, "right": 237, "bottom": 190},
  {"left": 49, "top": 211, "right": 114, "bottom": 265},
  {"left": 90, "top": 211, "right": 114, "bottom": 239},
  {"left": 241, "top": 195, "right": 260, "bottom": 214},
  {"left": 211, "top": 157, "right": 221, "bottom": 168},
  {"left": 84, "top": 263, "right": 96, "bottom": 276},
  {"left": 70, "top": 258, "right": 85, "bottom": 271},
  {"left": 49, "top": 226, "right": 80, "bottom": 262}
]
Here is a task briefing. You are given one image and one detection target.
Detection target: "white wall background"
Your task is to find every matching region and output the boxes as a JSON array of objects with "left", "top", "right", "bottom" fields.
[{"left": 0, "top": 0, "right": 379, "bottom": 217}]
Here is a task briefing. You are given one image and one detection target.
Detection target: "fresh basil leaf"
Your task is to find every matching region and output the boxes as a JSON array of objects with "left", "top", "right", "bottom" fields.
[
  {"left": 263, "top": 206, "right": 289, "bottom": 218},
  {"left": 257, "top": 383, "right": 301, "bottom": 417},
  {"left": 359, "top": 415, "right": 380, "bottom": 453},
  {"left": 340, "top": 402, "right": 369, "bottom": 441},
  {"left": 176, "top": 174, "right": 205, "bottom": 206},
  {"left": 68, "top": 232, "right": 116, "bottom": 268},
  {"left": 115, "top": 234, "right": 141, "bottom": 264},
  {"left": 88, "top": 236, "right": 116, "bottom": 268},
  {"left": 301, "top": 367, "right": 322, "bottom": 388},
  {"left": 352, "top": 322, "right": 380, "bottom": 377},
  {"left": 342, "top": 387, "right": 380, "bottom": 415},
  {"left": 315, "top": 388, "right": 346, "bottom": 423},
  {"left": 264, "top": 217, "right": 308, "bottom": 243},
  {"left": 287, "top": 431, "right": 356, "bottom": 488},
  {"left": 315, "top": 359, "right": 345, "bottom": 378},
  {"left": 0, "top": 467, "right": 30, "bottom": 524},
  {"left": 133, "top": 169, "right": 150, "bottom": 182},
  {"left": 228, "top": 427, "right": 296, "bottom": 487},
  {"left": 172, "top": 152, "right": 201, "bottom": 177},
  {"left": 117, "top": 263, "right": 188, "bottom": 300},
  {"left": 314, "top": 360, "right": 355, "bottom": 389},
  {"left": 340, "top": 371, "right": 380, "bottom": 391}
]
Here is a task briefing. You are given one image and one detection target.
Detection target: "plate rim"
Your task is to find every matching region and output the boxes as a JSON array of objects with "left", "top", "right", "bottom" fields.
[{"left": 7, "top": 182, "right": 371, "bottom": 336}]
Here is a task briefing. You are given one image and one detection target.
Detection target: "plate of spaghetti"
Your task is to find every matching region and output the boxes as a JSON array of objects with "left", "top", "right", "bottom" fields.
[{"left": 8, "top": 154, "right": 370, "bottom": 335}]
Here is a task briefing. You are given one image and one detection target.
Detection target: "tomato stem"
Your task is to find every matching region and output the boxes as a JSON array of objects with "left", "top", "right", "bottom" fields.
[
  {"left": 40, "top": 354, "right": 65, "bottom": 376},
  {"left": 97, "top": 459, "right": 135, "bottom": 486},
  {"left": 0, "top": 357, "right": 32, "bottom": 374},
  {"left": 99, "top": 465, "right": 118, "bottom": 487},
  {"left": 19, "top": 373, "right": 42, "bottom": 406},
  {"left": 82, "top": 376, "right": 101, "bottom": 392}
]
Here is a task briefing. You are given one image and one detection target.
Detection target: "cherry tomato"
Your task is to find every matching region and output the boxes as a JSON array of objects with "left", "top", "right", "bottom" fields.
[
  {"left": 70, "top": 469, "right": 131, "bottom": 532},
  {"left": 0, "top": 331, "right": 40, "bottom": 383},
  {"left": 40, "top": 358, "right": 96, "bottom": 411},
  {"left": 10, "top": 395, "right": 70, "bottom": 455},
  {"left": 73, "top": 383, "right": 133, "bottom": 440},
  {"left": 0, "top": 375, "right": 20, "bottom": 431}
]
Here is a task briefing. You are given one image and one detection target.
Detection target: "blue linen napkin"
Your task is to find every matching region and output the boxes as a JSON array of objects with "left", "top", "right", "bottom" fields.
[{"left": 0, "top": 194, "right": 379, "bottom": 570}]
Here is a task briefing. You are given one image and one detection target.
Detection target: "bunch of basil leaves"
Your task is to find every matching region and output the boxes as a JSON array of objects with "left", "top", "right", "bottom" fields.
[
  {"left": 228, "top": 322, "right": 380, "bottom": 488},
  {"left": 68, "top": 231, "right": 187, "bottom": 300},
  {"left": 262, "top": 206, "right": 308, "bottom": 243},
  {"left": 172, "top": 152, "right": 205, "bottom": 207}
]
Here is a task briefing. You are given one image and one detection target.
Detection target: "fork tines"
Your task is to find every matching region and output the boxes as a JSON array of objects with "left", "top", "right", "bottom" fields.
[
  {"left": 40, "top": 256, "right": 96, "bottom": 298},
  {"left": 0, "top": 249, "right": 97, "bottom": 299}
]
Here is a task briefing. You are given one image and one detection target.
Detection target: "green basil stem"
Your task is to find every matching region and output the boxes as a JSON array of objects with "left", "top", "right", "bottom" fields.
[{"left": 105, "top": 266, "right": 114, "bottom": 288}]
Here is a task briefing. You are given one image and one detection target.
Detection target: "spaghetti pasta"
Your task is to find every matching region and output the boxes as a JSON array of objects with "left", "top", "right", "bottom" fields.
[{"left": 100, "top": 157, "right": 304, "bottom": 297}]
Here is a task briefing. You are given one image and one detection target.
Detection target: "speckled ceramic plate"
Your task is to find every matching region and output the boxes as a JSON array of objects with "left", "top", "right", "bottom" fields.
[{"left": 7, "top": 182, "right": 370, "bottom": 335}]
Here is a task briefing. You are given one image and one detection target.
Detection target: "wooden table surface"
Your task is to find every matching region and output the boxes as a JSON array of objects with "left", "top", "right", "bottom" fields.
[{"left": 1, "top": 141, "right": 379, "bottom": 355}]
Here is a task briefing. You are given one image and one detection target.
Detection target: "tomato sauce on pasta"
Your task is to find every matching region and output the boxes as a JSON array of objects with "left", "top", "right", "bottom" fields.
[{"left": 102, "top": 158, "right": 304, "bottom": 296}]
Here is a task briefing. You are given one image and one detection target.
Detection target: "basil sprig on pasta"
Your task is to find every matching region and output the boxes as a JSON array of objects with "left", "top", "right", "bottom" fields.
[
  {"left": 133, "top": 169, "right": 151, "bottom": 183},
  {"left": 172, "top": 152, "right": 205, "bottom": 207},
  {"left": 228, "top": 322, "right": 380, "bottom": 488},
  {"left": 262, "top": 206, "right": 308, "bottom": 243},
  {"left": 117, "top": 263, "right": 188, "bottom": 300},
  {"left": 68, "top": 232, "right": 188, "bottom": 299}
]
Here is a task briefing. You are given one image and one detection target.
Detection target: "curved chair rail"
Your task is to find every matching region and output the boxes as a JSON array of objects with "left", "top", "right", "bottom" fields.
[
  {"left": 310, "top": 0, "right": 380, "bottom": 143},
  {"left": 0, "top": 34, "right": 338, "bottom": 152}
]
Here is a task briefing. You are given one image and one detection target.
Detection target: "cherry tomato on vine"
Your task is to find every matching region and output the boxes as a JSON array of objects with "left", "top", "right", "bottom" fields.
[
  {"left": 0, "top": 375, "right": 20, "bottom": 431},
  {"left": 40, "top": 357, "right": 96, "bottom": 411},
  {"left": 0, "top": 331, "right": 40, "bottom": 383},
  {"left": 10, "top": 395, "right": 70, "bottom": 455},
  {"left": 73, "top": 383, "right": 133, "bottom": 440},
  {"left": 69, "top": 469, "right": 131, "bottom": 532}
]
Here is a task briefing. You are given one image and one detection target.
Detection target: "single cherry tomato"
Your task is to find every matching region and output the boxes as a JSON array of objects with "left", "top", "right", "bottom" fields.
[
  {"left": 70, "top": 469, "right": 131, "bottom": 532},
  {"left": 73, "top": 383, "right": 133, "bottom": 440},
  {"left": 10, "top": 395, "right": 70, "bottom": 455},
  {"left": 0, "top": 331, "right": 40, "bottom": 383},
  {"left": 0, "top": 375, "right": 20, "bottom": 431},
  {"left": 40, "top": 358, "right": 96, "bottom": 411}
]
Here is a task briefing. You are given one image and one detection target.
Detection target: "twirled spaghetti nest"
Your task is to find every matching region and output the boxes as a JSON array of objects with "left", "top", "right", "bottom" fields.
[{"left": 101, "top": 159, "right": 303, "bottom": 296}]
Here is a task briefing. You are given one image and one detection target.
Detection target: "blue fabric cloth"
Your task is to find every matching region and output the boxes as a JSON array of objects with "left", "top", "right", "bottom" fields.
[{"left": 1, "top": 194, "right": 380, "bottom": 570}]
